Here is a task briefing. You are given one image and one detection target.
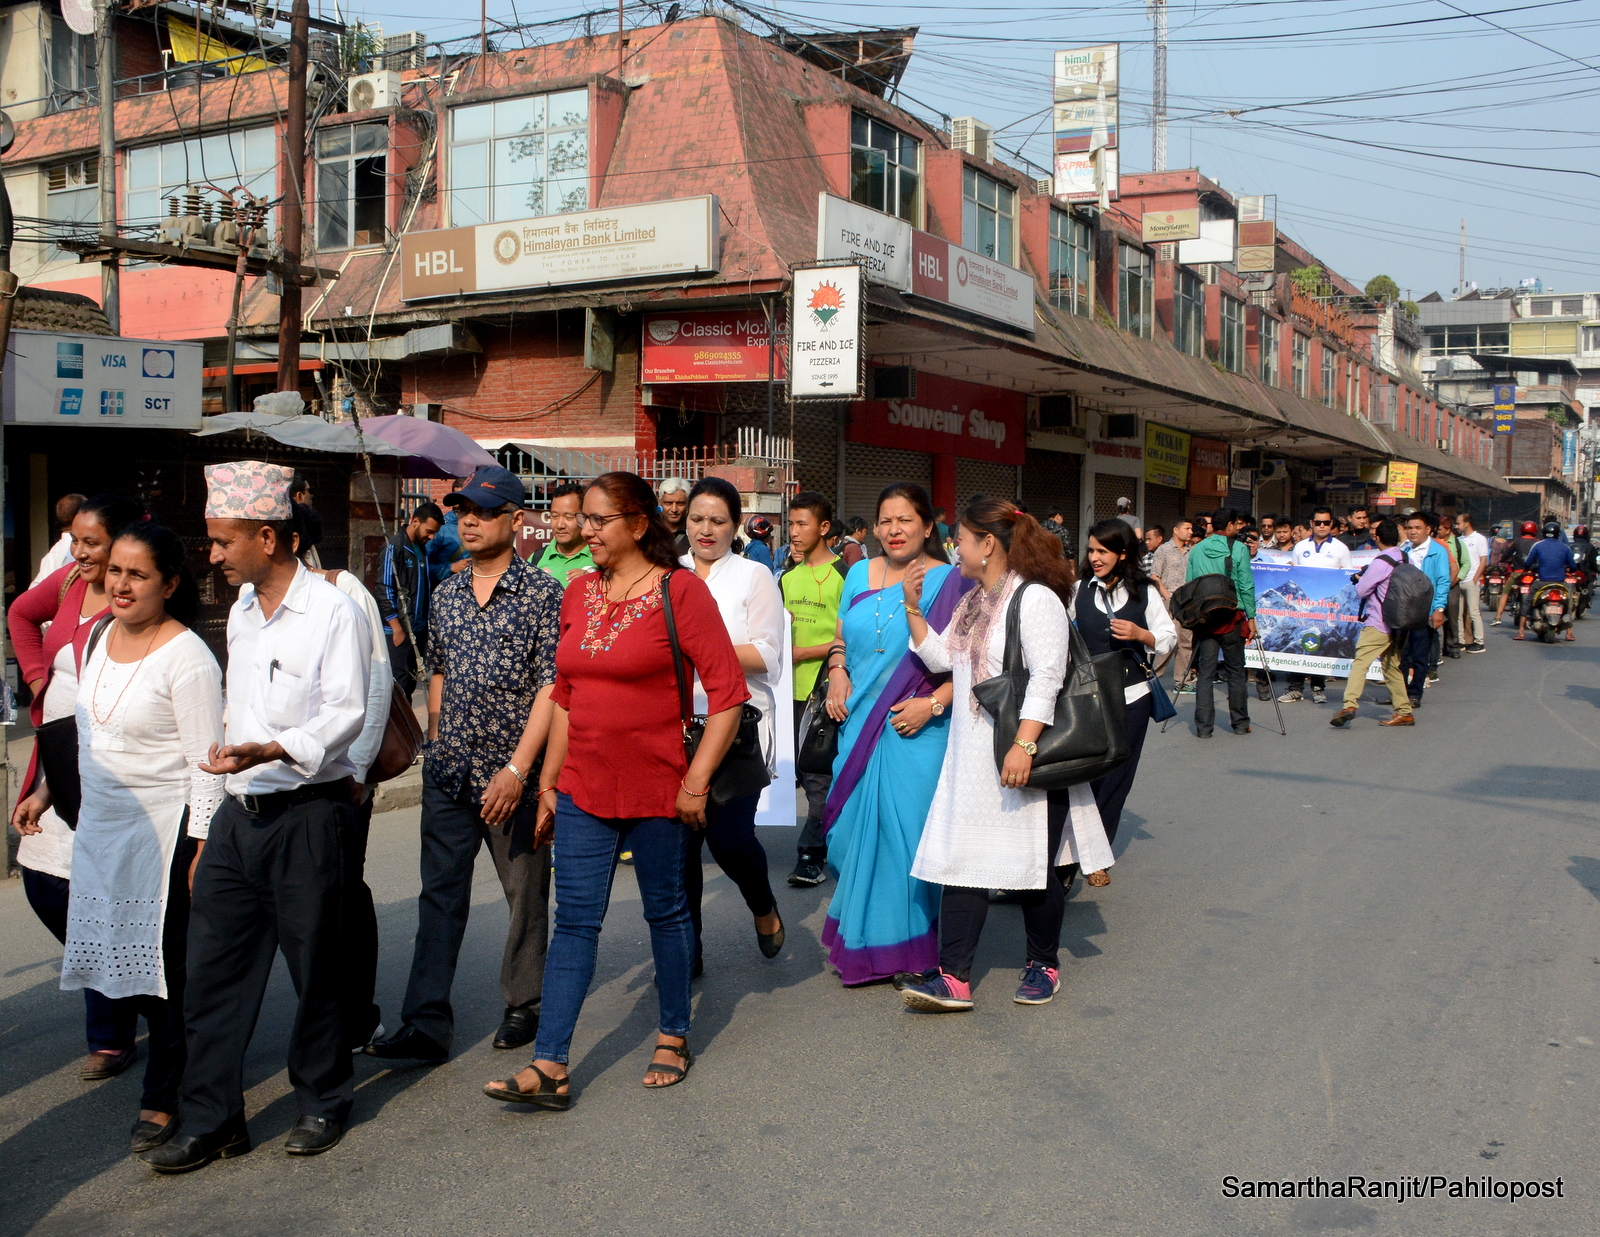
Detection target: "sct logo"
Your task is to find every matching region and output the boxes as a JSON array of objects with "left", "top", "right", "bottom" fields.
[
  {"left": 58, "top": 388, "right": 84, "bottom": 416},
  {"left": 100, "top": 390, "right": 126, "bottom": 417},
  {"left": 56, "top": 343, "right": 84, "bottom": 378},
  {"left": 143, "top": 396, "right": 173, "bottom": 413},
  {"left": 142, "top": 349, "right": 176, "bottom": 378}
]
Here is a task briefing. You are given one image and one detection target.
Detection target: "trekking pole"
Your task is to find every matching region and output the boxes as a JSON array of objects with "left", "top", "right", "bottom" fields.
[{"left": 1254, "top": 633, "right": 1288, "bottom": 735}]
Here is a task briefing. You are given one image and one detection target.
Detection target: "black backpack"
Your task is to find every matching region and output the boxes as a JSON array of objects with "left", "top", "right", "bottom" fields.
[
  {"left": 1168, "top": 573, "right": 1239, "bottom": 631},
  {"left": 1381, "top": 559, "right": 1434, "bottom": 632}
]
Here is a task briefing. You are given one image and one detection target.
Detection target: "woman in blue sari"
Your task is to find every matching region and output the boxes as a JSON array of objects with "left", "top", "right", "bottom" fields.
[{"left": 819, "top": 483, "right": 972, "bottom": 985}]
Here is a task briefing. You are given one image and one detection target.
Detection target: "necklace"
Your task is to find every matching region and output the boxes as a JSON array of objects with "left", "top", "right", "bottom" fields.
[
  {"left": 804, "top": 560, "right": 835, "bottom": 603},
  {"left": 470, "top": 565, "right": 509, "bottom": 579},
  {"left": 870, "top": 555, "right": 924, "bottom": 653},
  {"left": 90, "top": 623, "right": 160, "bottom": 725},
  {"left": 605, "top": 563, "right": 656, "bottom": 610}
]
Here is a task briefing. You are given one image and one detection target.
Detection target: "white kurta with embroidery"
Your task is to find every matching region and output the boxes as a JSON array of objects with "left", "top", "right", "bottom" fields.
[
  {"left": 910, "top": 577, "right": 1113, "bottom": 890},
  {"left": 60, "top": 630, "right": 225, "bottom": 1000}
]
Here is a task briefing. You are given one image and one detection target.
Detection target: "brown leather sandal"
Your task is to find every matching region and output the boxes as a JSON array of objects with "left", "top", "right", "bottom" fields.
[{"left": 1086, "top": 869, "right": 1111, "bottom": 887}]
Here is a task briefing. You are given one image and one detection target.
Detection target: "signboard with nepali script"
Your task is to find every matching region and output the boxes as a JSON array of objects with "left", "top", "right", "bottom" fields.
[
  {"left": 1144, "top": 422, "right": 1191, "bottom": 489},
  {"left": 641, "top": 311, "right": 786, "bottom": 383},
  {"left": 847, "top": 369, "right": 1025, "bottom": 466},
  {"left": 910, "top": 232, "right": 1035, "bottom": 333}
]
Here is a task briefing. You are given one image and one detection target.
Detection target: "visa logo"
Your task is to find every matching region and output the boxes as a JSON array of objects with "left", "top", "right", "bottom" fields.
[{"left": 101, "top": 354, "right": 127, "bottom": 368}]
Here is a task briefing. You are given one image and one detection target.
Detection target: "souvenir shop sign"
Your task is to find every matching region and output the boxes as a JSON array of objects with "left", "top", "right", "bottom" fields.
[
  {"left": 642, "top": 311, "right": 787, "bottom": 384},
  {"left": 848, "top": 370, "right": 1025, "bottom": 466}
]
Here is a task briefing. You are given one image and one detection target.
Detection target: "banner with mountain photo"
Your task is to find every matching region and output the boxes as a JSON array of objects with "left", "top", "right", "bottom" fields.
[{"left": 1244, "top": 561, "right": 1387, "bottom": 682}]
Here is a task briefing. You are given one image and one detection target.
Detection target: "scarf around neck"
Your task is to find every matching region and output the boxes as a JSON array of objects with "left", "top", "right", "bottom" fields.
[{"left": 947, "top": 570, "right": 1016, "bottom": 713}]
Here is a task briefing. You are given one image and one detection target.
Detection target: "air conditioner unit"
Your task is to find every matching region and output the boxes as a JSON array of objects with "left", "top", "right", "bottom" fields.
[
  {"left": 1037, "top": 394, "right": 1076, "bottom": 430},
  {"left": 951, "top": 117, "right": 994, "bottom": 163},
  {"left": 1034, "top": 176, "right": 1054, "bottom": 197},
  {"left": 381, "top": 31, "right": 427, "bottom": 71},
  {"left": 347, "top": 70, "right": 400, "bottom": 112},
  {"left": 1437, "top": 438, "right": 1451, "bottom": 451},
  {"left": 1434, "top": 358, "right": 1454, "bottom": 376},
  {"left": 1257, "top": 459, "right": 1287, "bottom": 482},
  {"left": 1236, "top": 448, "right": 1263, "bottom": 471}
]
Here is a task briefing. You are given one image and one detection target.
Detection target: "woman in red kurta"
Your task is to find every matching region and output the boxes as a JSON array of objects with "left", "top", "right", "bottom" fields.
[{"left": 483, "top": 472, "right": 746, "bottom": 1110}]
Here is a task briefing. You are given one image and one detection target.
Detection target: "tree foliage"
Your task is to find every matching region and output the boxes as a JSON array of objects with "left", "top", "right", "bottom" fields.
[{"left": 1365, "top": 275, "right": 1401, "bottom": 303}]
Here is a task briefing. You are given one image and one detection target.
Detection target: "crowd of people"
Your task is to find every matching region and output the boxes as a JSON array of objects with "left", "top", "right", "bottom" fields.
[{"left": 9, "top": 455, "right": 1558, "bottom": 1171}]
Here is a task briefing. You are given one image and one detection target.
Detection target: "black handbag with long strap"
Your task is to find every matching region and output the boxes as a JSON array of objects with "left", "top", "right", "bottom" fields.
[
  {"left": 34, "top": 615, "right": 113, "bottom": 830},
  {"left": 970, "top": 582, "right": 1129, "bottom": 790},
  {"left": 795, "top": 668, "right": 840, "bottom": 776},
  {"left": 660, "top": 569, "right": 772, "bottom": 807}
]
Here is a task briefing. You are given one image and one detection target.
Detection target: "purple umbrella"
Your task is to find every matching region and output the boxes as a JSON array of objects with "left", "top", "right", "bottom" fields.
[{"left": 356, "top": 415, "right": 499, "bottom": 479}]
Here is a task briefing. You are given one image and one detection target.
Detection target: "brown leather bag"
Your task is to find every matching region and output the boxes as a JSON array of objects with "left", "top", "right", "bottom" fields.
[{"left": 318, "top": 569, "right": 423, "bottom": 784}]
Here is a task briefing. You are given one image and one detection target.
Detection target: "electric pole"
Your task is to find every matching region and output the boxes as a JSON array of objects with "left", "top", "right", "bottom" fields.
[
  {"left": 96, "top": 0, "right": 119, "bottom": 332},
  {"left": 1458, "top": 219, "right": 1467, "bottom": 296},
  {"left": 276, "top": 0, "right": 309, "bottom": 395},
  {"left": 1149, "top": 0, "right": 1168, "bottom": 172}
]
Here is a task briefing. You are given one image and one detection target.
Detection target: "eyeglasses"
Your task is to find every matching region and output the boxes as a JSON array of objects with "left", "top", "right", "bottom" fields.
[
  {"left": 575, "top": 512, "right": 635, "bottom": 530},
  {"left": 1312, "top": 519, "right": 1333, "bottom": 526}
]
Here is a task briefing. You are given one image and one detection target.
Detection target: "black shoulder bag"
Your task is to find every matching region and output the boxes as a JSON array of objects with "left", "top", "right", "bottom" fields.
[
  {"left": 660, "top": 570, "right": 772, "bottom": 807},
  {"left": 970, "top": 582, "right": 1129, "bottom": 790},
  {"left": 33, "top": 615, "right": 113, "bottom": 830},
  {"left": 796, "top": 668, "right": 840, "bottom": 776}
]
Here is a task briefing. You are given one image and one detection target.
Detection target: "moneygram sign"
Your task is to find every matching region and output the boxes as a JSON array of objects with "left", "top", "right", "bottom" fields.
[{"left": 402, "top": 196, "right": 719, "bottom": 299}]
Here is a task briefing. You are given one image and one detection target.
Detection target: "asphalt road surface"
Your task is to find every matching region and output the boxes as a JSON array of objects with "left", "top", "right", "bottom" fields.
[{"left": 4, "top": 624, "right": 1600, "bottom": 1236}]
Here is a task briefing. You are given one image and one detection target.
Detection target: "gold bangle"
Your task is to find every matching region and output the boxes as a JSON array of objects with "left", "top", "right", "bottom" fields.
[
  {"left": 904, "top": 605, "right": 922, "bottom": 617},
  {"left": 681, "top": 779, "right": 710, "bottom": 797}
]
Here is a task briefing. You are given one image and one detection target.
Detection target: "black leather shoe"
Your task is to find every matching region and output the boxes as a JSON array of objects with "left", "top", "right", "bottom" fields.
[
  {"left": 363, "top": 1024, "right": 448, "bottom": 1062},
  {"left": 285, "top": 1115, "right": 344, "bottom": 1156},
  {"left": 757, "top": 918, "right": 785, "bottom": 959},
  {"left": 492, "top": 1007, "right": 539, "bottom": 1050},
  {"left": 142, "top": 1121, "right": 251, "bottom": 1174},
  {"left": 130, "top": 1118, "right": 178, "bottom": 1155}
]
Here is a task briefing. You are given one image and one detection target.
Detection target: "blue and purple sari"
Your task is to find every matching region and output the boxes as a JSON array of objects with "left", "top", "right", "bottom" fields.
[{"left": 820, "top": 560, "right": 972, "bottom": 985}]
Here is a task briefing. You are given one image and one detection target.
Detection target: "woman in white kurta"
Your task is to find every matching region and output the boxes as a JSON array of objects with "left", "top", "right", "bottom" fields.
[
  {"left": 16, "top": 523, "right": 225, "bottom": 1154},
  {"left": 680, "top": 476, "right": 788, "bottom": 968},
  {"left": 899, "top": 498, "right": 1111, "bottom": 1012}
]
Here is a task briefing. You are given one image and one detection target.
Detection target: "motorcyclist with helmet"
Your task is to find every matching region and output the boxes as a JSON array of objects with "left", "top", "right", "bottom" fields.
[
  {"left": 1493, "top": 520, "right": 1542, "bottom": 626},
  {"left": 1517, "top": 521, "right": 1577, "bottom": 641},
  {"left": 1570, "top": 524, "right": 1597, "bottom": 617}
]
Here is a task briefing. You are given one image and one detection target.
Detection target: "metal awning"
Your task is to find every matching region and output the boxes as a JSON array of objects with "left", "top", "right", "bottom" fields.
[{"left": 192, "top": 412, "right": 412, "bottom": 457}]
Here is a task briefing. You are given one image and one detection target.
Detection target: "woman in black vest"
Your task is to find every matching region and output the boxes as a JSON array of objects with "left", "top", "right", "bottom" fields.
[{"left": 1071, "top": 518, "right": 1177, "bottom": 885}]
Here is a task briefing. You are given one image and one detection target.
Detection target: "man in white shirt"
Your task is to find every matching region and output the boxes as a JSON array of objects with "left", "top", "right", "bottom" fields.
[
  {"left": 145, "top": 462, "right": 369, "bottom": 1174},
  {"left": 29, "top": 493, "right": 85, "bottom": 586},
  {"left": 1280, "top": 507, "right": 1354, "bottom": 705},
  {"left": 1454, "top": 511, "right": 1488, "bottom": 653}
]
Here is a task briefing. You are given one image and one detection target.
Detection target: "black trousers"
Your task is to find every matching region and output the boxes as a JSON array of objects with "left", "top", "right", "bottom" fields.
[
  {"left": 22, "top": 868, "right": 134, "bottom": 1053},
  {"left": 793, "top": 700, "right": 830, "bottom": 856},
  {"left": 685, "top": 790, "right": 777, "bottom": 963},
  {"left": 391, "top": 637, "right": 421, "bottom": 702},
  {"left": 1090, "top": 692, "right": 1154, "bottom": 846},
  {"left": 400, "top": 767, "right": 550, "bottom": 1049},
  {"left": 938, "top": 808, "right": 1067, "bottom": 981},
  {"left": 1400, "top": 627, "right": 1432, "bottom": 700},
  {"left": 1285, "top": 674, "right": 1326, "bottom": 693},
  {"left": 341, "top": 791, "right": 381, "bottom": 1049},
  {"left": 1193, "top": 627, "right": 1249, "bottom": 735},
  {"left": 181, "top": 792, "right": 353, "bottom": 1137}
]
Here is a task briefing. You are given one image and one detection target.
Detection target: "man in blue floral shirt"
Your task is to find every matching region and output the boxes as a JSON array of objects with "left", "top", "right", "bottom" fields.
[{"left": 367, "top": 465, "right": 564, "bottom": 1062}]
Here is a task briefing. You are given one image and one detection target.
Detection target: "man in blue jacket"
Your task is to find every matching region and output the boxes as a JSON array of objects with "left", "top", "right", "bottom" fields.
[
  {"left": 1518, "top": 521, "right": 1577, "bottom": 641},
  {"left": 1398, "top": 511, "right": 1450, "bottom": 707}
]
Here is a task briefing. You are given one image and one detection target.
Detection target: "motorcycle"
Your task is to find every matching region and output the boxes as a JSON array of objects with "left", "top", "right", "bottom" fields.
[
  {"left": 1566, "top": 567, "right": 1593, "bottom": 619},
  {"left": 1484, "top": 561, "right": 1510, "bottom": 613},
  {"left": 1526, "top": 579, "right": 1576, "bottom": 643},
  {"left": 1508, "top": 567, "right": 1535, "bottom": 623}
]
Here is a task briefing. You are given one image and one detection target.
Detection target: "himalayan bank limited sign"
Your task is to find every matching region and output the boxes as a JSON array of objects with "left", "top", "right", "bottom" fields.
[
  {"left": 911, "top": 232, "right": 1035, "bottom": 333},
  {"left": 401, "top": 196, "right": 719, "bottom": 299}
]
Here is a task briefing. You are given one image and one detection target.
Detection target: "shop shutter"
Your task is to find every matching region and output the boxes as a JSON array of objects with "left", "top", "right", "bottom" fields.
[
  {"left": 954, "top": 458, "right": 1018, "bottom": 508},
  {"left": 1144, "top": 482, "right": 1187, "bottom": 536},
  {"left": 841, "top": 443, "right": 932, "bottom": 552},
  {"left": 1023, "top": 447, "right": 1082, "bottom": 556},
  {"left": 1093, "top": 474, "right": 1133, "bottom": 524}
]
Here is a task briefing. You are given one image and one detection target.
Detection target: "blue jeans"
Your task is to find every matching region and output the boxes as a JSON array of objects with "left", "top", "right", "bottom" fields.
[{"left": 532, "top": 795, "right": 694, "bottom": 1065}]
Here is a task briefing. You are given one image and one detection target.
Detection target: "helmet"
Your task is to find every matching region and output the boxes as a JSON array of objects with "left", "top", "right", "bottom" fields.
[
  {"left": 1543, "top": 520, "right": 1561, "bottom": 538},
  {"left": 1521, "top": 521, "right": 1538, "bottom": 537},
  {"left": 745, "top": 514, "right": 773, "bottom": 539},
  {"left": 1575, "top": 524, "right": 1590, "bottom": 539}
]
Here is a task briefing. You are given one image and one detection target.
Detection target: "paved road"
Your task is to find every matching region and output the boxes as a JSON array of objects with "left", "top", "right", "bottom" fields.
[{"left": 4, "top": 624, "right": 1600, "bottom": 1236}]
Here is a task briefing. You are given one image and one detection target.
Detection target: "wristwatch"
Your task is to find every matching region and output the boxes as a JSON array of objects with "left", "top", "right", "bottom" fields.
[
  {"left": 1013, "top": 738, "right": 1038, "bottom": 756},
  {"left": 927, "top": 696, "right": 946, "bottom": 717}
]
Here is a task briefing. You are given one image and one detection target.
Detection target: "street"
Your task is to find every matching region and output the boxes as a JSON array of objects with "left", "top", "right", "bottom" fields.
[{"left": 3, "top": 627, "right": 1599, "bottom": 1237}]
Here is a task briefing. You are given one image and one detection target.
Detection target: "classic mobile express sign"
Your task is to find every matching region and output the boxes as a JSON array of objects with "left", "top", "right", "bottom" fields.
[
  {"left": 3, "top": 329, "right": 202, "bottom": 429},
  {"left": 401, "top": 196, "right": 719, "bottom": 299},
  {"left": 642, "top": 311, "right": 787, "bottom": 383},
  {"left": 848, "top": 369, "right": 1025, "bottom": 466}
]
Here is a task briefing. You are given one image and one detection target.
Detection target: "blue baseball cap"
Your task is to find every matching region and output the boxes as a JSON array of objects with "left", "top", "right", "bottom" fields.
[{"left": 444, "top": 464, "right": 526, "bottom": 512}]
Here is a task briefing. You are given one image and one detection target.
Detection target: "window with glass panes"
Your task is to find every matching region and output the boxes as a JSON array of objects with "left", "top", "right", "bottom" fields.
[
  {"left": 850, "top": 112, "right": 920, "bottom": 223},
  {"left": 1219, "top": 295, "right": 1245, "bottom": 373},
  {"left": 963, "top": 168, "right": 1015, "bottom": 264},
  {"left": 1320, "top": 347, "right": 1335, "bottom": 406},
  {"left": 1174, "top": 268, "right": 1204, "bottom": 356},
  {"left": 1259, "top": 314, "right": 1280, "bottom": 385},
  {"left": 449, "top": 90, "right": 588, "bottom": 225},
  {"left": 124, "top": 128, "right": 278, "bottom": 227},
  {"left": 1049, "top": 208, "right": 1091, "bottom": 316},
  {"left": 316, "top": 123, "right": 387, "bottom": 250},
  {"left": 1118, "top": 244, "right": 1153, "bottom": 338},
  {"left": 1292, "top": 333, "right": 1309, "bottom": 396}
]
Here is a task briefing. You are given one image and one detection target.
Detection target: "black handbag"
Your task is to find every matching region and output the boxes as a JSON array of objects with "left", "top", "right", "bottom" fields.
[
  {"left": 971, "top": 582, "right": 1129, "bottom": 790},
  {"left": 796, "top": 669, "right": 840, "bottom": 776},
  {"left": 660, "top": 570, "right": 773, "bottom": 807},
  {"left": 33, "top": 616, "right": 113, "bottom": 830}
]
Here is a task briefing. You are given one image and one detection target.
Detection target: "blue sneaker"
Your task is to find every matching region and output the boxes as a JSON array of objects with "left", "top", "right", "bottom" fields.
[
  {"left": 901, "top": 972, "right": 974, "bottom": 1012},
  {"left": 1013, "top": 963, "right": 1061, "bottom": 1005}
]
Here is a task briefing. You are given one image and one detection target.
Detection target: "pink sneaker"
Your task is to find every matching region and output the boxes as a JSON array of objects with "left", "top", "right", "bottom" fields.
[
  {"left": 901, "top": 972, "right": 974, "bottom": 1012},
  {"left": 1014, "top": 963, "right": 1061, "bottom": 1005}
]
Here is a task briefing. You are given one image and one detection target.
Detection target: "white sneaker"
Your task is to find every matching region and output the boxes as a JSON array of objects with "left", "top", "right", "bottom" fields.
[
  {"left": 1277, "top": 690, "right": 1303, "bottom": 703},
  {"left": 1310, "top": 688, "right": 1328, "bottom": 704}
]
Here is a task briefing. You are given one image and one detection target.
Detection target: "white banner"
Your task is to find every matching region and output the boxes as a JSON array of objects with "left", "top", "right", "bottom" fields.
[
  {"left": 790, "top": 264, "right": 863, "bottom": 399},
  {"left": 3, "top": 330, "right": 203, "bottom": 429},
  {"left": 816, "top": 193, "right": 913, "bottom": 291}
]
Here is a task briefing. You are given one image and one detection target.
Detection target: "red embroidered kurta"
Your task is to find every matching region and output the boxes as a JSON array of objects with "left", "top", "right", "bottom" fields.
[{"left": 553, "top": 569, "right": 749, "bottom": 820}]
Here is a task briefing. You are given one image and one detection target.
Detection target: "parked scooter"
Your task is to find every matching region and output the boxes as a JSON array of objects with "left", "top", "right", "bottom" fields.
[{"left": 1526, "top": 579, "right": 1576, "bottom": 643}]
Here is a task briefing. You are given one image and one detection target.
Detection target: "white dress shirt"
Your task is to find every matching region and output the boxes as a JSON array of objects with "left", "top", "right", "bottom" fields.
[
  {"left": 224, "top": 563, "right": 371, "bottom": 795},
  {"left": 32, "top": 531, "right": 74, "bottom": 587},
  {"left": 1462, "top": 530, "right": 1488, "bottom": 584},
  {"left": 680, "top": 549, "right": 785, "bottom": 768},
  {"left": 1292, "top": 535, "right": 1354, "bottom": 570},
  {"left": 326, "top": 568, "right": 393, "bottom": 785},
  {"left": 1080, "top": 577, "right": 1178, "bottom": 703}
]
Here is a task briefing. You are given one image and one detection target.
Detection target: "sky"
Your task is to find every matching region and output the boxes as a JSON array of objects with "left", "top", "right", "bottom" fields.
[{"left": 330, "top": 0, "right": 1600, "bottom": 298}]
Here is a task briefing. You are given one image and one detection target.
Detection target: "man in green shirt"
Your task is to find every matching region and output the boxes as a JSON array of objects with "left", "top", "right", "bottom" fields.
[
  {"left": 779, "top": 491, "right": 848, "bottom": 888},
  {"left": 531, "top": 482, "right": 594, "bottom": 585},
  {"left": 1185, "top": 507, "right": 1257, "bottom": 738}
]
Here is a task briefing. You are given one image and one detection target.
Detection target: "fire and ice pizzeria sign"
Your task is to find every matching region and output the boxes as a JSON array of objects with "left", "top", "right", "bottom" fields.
[
  {"left": 401, "top": 196, "right": 720, "bottom": 299},
  {"left": 789, "top": 264, "right": 863, "bottom": 400},
  {"left": 3, "top": 329, "right": 202, "bottom": 429}
]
